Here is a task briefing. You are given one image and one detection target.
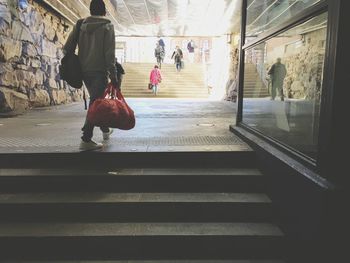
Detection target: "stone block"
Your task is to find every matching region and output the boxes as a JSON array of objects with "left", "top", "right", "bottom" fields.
[
  {"left": 0, "top": 36, "right": 22, "bottom": 62},
  {"left": 53, "top": 89, "right": 68, "bottom": 104},
  {"left": 0, "top": 4, "right": 11, "bottom": 35},
  {"left": 47, "top": 78, "right": 58, "bottom": 89},
  {"left": 29, "top": 88, "right": 50, "bottom": 107},
  {"left": 0, "top": 86, "right": 29, "bottom": 115},
  {"left": 42, "top": 39, "right": 58, "bottom": 58},
  {"left": 43, "top": 14, "right": 57, "bottom": 41},
  {"left": 11, "top": 20, "right": 33, "bottom": 42},
  {"left": 14, "top": 69, "right": 44, "bottom": 89},
  {"left": 71, "top": 89, "right": 83, "bottom": 102},
  {"left": 0, "top": 64, "right": 18, "bottom": 87},
  {"left": 29, "top": 9, "right": 44, "bottom": 35},
  {"left": 22, "top": 42, "right": 38, "bottom": 57},
  {"left": 19, "top": 5, "right": 32, "bottom": 27}
]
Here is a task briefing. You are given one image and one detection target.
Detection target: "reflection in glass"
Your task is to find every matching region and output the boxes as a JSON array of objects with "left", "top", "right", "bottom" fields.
[
  {"left": 246, "top": 0, "right": 321, "bottom": 43},
  {"left": 242, "top": 12, "right": 328, "bottom": 160}
]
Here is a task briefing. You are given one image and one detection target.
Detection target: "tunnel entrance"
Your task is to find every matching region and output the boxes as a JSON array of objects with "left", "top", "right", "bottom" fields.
[{"left": 0, "top": 0, "right": 244, "bottom": 153}]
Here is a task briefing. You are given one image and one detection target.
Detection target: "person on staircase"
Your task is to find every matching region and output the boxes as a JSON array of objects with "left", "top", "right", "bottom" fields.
[
  {"left": 171, "top": 46, "right": 183, "bottom": 72},
  {"left": 149, "top": 65, "right": 162, "bottom": 96},
  {"left": 187, "top": 39, "right": 195, "bottom": 63},
  {"left": 115, "top": 58, "right": 125, "bottom": 91},
  {"left": 158, "top": 37, "right": 166, "bottom": 62},
  {"left": 155, "top": 43, "right": 164, "bottom": 69},
  {"left": 63, "top": 0, "right": 118, "bottom": 151}
]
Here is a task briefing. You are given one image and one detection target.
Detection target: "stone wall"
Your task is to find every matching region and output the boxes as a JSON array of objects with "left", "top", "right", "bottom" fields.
[
  {"left": 0, "top": 0, "right": 82, "bottom": 116},
  {"left": 266, "top": 28, "right": 327, "bottom": 100},
  {"left": 224, "top": 34, "right": 240, "bottom": 102}
]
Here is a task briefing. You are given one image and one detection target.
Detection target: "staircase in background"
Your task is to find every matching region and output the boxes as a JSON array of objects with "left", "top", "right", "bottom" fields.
[
  {"left": 121, "top": 63, "right": 209, "bottom": 98},
  {"left": 244, "top": 64, "right": 270, "bottom": 98},
  {"left": 0, "top": 151, "right": 285, "bottom": 262}
]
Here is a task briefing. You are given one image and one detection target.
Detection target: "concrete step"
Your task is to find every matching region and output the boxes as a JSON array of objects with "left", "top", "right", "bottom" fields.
[
  {"left": 0, "top": 222, "right": 284, "bottom": 260},
  {"left": 122, "top": 88, "right": 207, "bottom": 92},
  {"left": 244, "top": 91, "right": 269, "bottom": 95},
  {"left": 122, "top": 86, "right": 207, "bottom": 90},
  {"left": 17, "top": 261, "right": 285, "bottom": 263},
  {"left": 244, "top": 92, "right": 270, "bottom": 96},
  {"left": 122, "top": 92, "right": 209, "bottom": 96},
  {"left": 124, "top": 95, "right": 209, "bottom": 98},
  {"left": 123, "top": 80, "right": 205, "bottom": 84},
  {"left": 0, "top": 192, "right": 272, "bottom": 222},
  {"left": 0, "top": 168, "right": 264, "bottom": 192},
  {"left": 121, "top": 63, "right": 206, "bottom": 98}
]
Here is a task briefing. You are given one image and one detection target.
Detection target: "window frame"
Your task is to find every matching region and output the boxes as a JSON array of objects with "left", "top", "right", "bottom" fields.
[{"left": 237, "top": 0, "right": 336, "bottom": 175}]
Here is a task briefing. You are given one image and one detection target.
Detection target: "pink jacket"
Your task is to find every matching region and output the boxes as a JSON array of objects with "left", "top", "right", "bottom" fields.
[{"left": 150, "top": 68, "right": 162, "bottom": 85}]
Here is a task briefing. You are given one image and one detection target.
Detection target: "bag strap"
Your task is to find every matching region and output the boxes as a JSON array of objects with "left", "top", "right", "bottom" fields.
[
  {"left": 69, "top": 19, "right": 84, "bottom": 55},
  {"left": 104, "top": 83, "right": 125, "bottom": 102}
]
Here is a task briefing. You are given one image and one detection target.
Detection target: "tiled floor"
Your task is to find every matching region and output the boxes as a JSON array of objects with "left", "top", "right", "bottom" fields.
[{"left": 0, "top": 99, "right": 250, "bottom": 153}]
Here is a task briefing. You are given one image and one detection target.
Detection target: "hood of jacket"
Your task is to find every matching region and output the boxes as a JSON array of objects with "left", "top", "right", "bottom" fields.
[{"left": 80, "top": 16, "right": 112, "bottom": 34}]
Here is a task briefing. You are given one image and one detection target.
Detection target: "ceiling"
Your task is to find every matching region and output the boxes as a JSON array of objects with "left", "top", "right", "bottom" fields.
[{"left": 42, "top": 0, "right": 241, "bottom": 36}]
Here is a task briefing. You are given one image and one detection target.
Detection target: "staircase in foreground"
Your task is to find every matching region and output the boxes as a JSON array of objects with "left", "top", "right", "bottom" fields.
[
  {"left": 0, "top": 152, "right": 285, "bottom": 262},
  {"left": 121, "top": 63, "right": 209, "bottom": 98}
]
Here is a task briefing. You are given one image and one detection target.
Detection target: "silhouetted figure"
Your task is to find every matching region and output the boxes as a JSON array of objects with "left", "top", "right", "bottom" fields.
[
  {"left": 158, "top": 38, "right": 165, "bottom": 51},
  {"left": 115, "top": 58, "right": 125, "bottom": 90},
  {"left": 187, "top": 39, "right": 195, "bottom": 63},
  {"left": 155, "top": 43, "right": 164, "bottom": 68},
  {"left": 171, "top": 46, "right": 183, "bottom": 72},
  {"left": 64, "top": 0, "right": 117, "bottom": 151},
  {"left": 268, "top": 58, "right": 287, "bottom": 101}
]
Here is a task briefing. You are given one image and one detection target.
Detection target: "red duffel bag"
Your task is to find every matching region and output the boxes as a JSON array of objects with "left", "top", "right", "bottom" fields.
[{"left": 87, "top": 83, "right": 135, "bottom": 130}]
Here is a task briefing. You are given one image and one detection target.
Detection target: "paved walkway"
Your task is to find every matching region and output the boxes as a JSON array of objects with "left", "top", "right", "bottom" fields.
[{"left": 0, "top": 99, "right": 250, "bottom": 153}]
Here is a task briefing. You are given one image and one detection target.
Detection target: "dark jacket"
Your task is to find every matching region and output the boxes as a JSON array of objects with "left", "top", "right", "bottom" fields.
[
  {"left": 171, "top": 49, "right": 183, "bottom": 63},
  {"left": 115, "top": 61, "right": 125, "bottom": 81},
  {"left": 64, "top": 16, "right": 117, "bottom": 79}
]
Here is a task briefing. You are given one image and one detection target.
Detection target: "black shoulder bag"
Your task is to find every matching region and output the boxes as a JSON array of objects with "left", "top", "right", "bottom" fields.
[{"left": 59, "top": 19, "right": 84, "bottom": 89}]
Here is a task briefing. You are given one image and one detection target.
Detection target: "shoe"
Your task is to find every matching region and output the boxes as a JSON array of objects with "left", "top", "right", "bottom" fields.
[
  {"left": 79, "top": 139, "right": 103, "bottom": 151},
  {"left": 103, "top": 129, "right": 114, "bottom": 140}
]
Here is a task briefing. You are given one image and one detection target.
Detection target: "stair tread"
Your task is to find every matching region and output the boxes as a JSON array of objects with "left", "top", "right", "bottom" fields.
[
  {"left": 0, "top": 168, "right": 262, "bottom": 177},
  {"left": 0, "top": 222, "right": 283, "bottom": 237},
  {"left": 0, "top": 192, "right": 271, "bottom": 204},
  {"left": 21, "top": 261, "right": 284, "bottom": 263}
]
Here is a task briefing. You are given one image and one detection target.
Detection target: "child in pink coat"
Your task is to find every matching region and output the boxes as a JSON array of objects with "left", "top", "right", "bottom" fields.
[{"left": 149, "top": 65, "right": 162, "bottom": 96}]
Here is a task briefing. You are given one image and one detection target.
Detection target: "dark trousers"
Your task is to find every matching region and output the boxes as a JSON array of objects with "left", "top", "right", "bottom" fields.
[
  {"left": 81, "top": 72, "right": 109, "bottom": 142},
  {"left": 176, "top": 61, "right": 181, "bottom": 71}
]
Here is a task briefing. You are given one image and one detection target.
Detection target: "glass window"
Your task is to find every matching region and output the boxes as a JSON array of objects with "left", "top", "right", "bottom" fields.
[
  {"left": 246, "top": 0, "right": 321, "bottom": 44},
  {"left": 242, "top": 12, "right": 328, "bottom": 160}
]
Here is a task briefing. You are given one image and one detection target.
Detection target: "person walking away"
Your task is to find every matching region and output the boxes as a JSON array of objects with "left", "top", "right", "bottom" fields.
[
  {"left": 267, "top": 58, "right": 287, "bottom": 101},
  {"left": 149, "top": 65, "right": 162, "bottom": 96},
  {"left": 64, "top": 0, "right": 118, "bottom": 151},
  {"left": 115, "top": 58, "right": 125, "bottom": 90},
  {"left": 158, "top": 38, "right": 165, "bottom": 60},
  {"left": 187, "top": 39, "right": 195, "bottom": 63},
  {"left": 171, "top": 46, "right": 183, "bottom": 72},
  {"left": 155, "top": 43, "right": 164, "bottom": 68}
]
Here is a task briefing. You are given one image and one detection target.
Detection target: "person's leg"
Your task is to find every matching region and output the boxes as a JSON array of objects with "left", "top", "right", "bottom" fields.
[
  {"left": 82, "top": 73, "right": 108, "bottom": 142},
  {"left": 117, "top": 75, "right": 123, "bottom": 90},
  {"left": 278, "top": 84, "right": 284, "bottom": 101},
  {"left": 189, "top": 52, "right": 194, "bottom": 63},
  {"left": 155, "top": 85, "right": 158, "bottom": 95},
  {"left": 271, "top": 82, "right": 276, "bottom": 100}
]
